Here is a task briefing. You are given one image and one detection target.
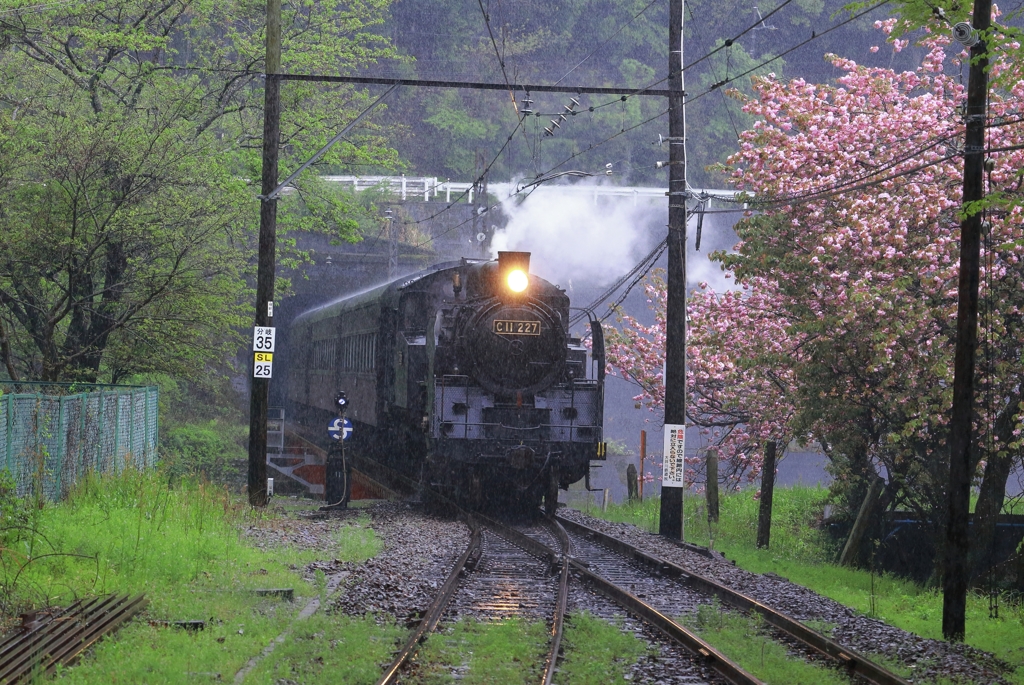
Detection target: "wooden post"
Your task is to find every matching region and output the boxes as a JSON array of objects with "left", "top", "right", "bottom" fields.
[
  {"left": 756, "top": 441, "right": 778, "bottom": 549},
  {"left": 839, "top": 477, "right": 884, "bottom": 567},
  {"left": 706, "top": 452, "right": 719, "bottom": 523},
  {"left": 627, "top": 464, "right": 638, "bottom": 502},
  {"left": 639, "top": 429, "right": 646, "bottom": 501}
]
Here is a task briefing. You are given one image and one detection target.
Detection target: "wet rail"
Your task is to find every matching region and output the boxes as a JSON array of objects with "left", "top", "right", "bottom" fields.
[
  {"left": 556, "top": 514, "right": 911, "bottom": 685},
  {"left": 482, "top": 513, "right": 762, "bottom": 685},
  {"left": 375, "top": 520, "right": 482, "bottom": 685},
  {"left": 375, "top": 513, "right": 571, "bottom": 685}
]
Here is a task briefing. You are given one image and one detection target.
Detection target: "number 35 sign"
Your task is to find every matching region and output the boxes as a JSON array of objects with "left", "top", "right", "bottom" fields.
[{"left": 253, "top": 327, "right": 276, "bottom": 378}]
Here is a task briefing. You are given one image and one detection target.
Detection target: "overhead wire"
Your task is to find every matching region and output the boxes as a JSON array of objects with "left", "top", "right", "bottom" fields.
[
  {"left": 552, "top": 0, "right": 887, "bottom": 121},
  {"left": 477, "top": 0, "right": 520, "bottom": 116},
  {"left": 684, "top": 0, "right": 742, "bottom": 142},
  {"left": 507, "top": 0, "right": 892, "bottom": 201},
  {"left": 407, "top": 118, "right": 527, "bottom": 247},
  {"left": 683, "top": 0, "right": 891, "bottom": 107},
  {"left": 553, "top": 0, "right": 662, "bottom": 87},
  {"left": 739, "top": 134, "right": 962, "bottom": 208},
  {"left": 569, "top": 238, "right": 668, "bottom": 328}
]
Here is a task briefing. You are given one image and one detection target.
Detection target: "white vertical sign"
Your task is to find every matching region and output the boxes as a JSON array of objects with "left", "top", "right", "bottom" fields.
[
  {"left": 253, "top": 327, "right": 276, "bottom": 352},
  {"left": 663, "top": 424, "right": 686, "bottom": 487}
]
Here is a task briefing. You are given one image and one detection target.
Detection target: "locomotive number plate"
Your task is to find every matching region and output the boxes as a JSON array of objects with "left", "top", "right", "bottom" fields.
[{"left": 494, "top": 320, "right": 541, "bottom": 335}]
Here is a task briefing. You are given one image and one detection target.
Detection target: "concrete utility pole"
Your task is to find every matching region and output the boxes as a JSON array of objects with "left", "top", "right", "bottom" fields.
[
  {"left": 660, "top": 0, "right": 686, "bottom": 539},
  {"left": 247, "top": 0, "right": 282, "bottom": 508},
  {"left": 944, "top": 0, "right": 992, "bottom": 641}
]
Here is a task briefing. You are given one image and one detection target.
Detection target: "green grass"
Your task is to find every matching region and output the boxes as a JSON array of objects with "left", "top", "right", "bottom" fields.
[
  {"left": 685, "top": 603, "right": 850, "bottom": 685},
  {"left": 414, "top": 618, "right": 548, "bottom": 684},
  {"left": 246, "top": 613, "right": 406, "bottom": 684},
  {"left": 558, "top": 612, "right": 650, "bottom": 684},
  {"left": 0, "top": 468, "right": 381, "bottom": 683},
  {"left": 574, "top": 487, "right": 1024, "bottom": 685}
]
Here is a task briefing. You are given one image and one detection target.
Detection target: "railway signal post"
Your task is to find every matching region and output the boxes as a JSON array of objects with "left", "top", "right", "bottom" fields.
[
  {"left": 660, "top": 0, "right": 687, "bottom": 539},
  {"left": 247, "top": 0, "right": 282, "bottom": 508}
]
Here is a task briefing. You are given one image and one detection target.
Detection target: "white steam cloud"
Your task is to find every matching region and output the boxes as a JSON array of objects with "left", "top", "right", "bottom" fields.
[{"left": 489, "top": 180, "right": 739, "bottom": 294}]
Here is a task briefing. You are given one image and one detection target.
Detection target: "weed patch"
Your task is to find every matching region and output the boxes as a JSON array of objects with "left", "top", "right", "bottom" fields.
[
  {"left": 574, "top": 487, "right": 1024, "bottom": 685},
  {"left": 0, "top": 469, "right": 379, "bottom": 683},
  {"left": 412, "top": 618, "right": 547, "bottom": 684},
  {"left": 685, "top": 603, "right": 848, "bottom": 685},
  {"left": 558, "top": 612, "right": 650, "bottom": 684},
  {"left": 245, "top": 613, "right": 405, "bottom": 684}
]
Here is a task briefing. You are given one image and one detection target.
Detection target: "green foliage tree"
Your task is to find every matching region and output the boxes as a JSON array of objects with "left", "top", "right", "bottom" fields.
[{"left": 0, "top": 0, "right": 400, "bottom": 382}]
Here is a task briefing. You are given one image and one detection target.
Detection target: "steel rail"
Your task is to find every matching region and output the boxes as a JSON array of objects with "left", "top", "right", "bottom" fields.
[
  {"left": 556, "top": 515, "right": 911, "bottom": 685},
  {"left": 375, "top": 519, "right": 482, "bottom": 685},
  {"left": 479, "top": 513, "right": 762, "bottom": 685},
  {"left": 541, "top": 515, "right": 571, "bottom": 685}
]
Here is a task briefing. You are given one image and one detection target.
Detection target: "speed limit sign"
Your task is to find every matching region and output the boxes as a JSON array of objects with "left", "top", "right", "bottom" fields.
[{"left": 253, "top": 327, "right": 276, "bottom": 352}]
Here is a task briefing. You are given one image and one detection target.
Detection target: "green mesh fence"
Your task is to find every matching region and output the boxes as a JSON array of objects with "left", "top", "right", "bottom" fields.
[{"left": 0, "top": 382, "right": 159, "bottom": 501}]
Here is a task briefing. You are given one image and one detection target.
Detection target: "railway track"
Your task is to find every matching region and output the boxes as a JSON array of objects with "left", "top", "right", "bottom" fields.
[
  {"left": 552, "top": 514, "right": 912, "bottom": 685},
  {"left": 373, "top": 514, "right": 570, "bottom": 684},
  {"left": 317, "top": 455, "right": 910, "bottom": 683},
  {"left": 369, "top": 507, "right": 756, "bottom": 684}
]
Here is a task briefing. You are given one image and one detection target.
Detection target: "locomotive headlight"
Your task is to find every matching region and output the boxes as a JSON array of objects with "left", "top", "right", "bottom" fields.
[
  {"left": 497, "top": 251, "right": 531, "bottom": 298},
  {"left": 507, "top": 269, "right": 529, "bottom": 292}
]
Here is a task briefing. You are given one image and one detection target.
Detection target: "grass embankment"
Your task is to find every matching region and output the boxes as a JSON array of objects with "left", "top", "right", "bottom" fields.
[
  {"left": 0, "top": 469, "right": 391, "bottom": 683},
  {"left": 0, "top": 470, "right": 675, "bottom": 684},
  {"left": 576, "top": 487, "right": 1024, "bottom": 684}
]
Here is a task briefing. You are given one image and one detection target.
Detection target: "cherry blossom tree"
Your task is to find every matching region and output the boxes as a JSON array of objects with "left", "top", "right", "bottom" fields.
[{"left": 605, "top": 23, "right": 1024, "bottom": 571}]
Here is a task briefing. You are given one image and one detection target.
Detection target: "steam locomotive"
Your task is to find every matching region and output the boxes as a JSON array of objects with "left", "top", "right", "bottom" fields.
[{"left": 286, "top": 251, "right": 606, "bottom": 513}]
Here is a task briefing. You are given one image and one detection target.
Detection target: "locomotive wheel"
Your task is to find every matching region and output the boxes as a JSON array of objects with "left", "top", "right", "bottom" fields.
[{"left": 544, "top": 465, "right": 560, "bottom": 515}]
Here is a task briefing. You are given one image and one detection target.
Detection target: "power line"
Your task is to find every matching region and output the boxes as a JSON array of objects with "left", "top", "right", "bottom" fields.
[
  {"left": 407, "top": 118, "right": 527, "bottom": 246},
  {"left": 569, "top": 238, "right": 667, "bottom": 327},
  {"left": 572, "top": 0, "right": 888, "bottom": 120},
  {"left": 275, "top": 72, "right": 668, "bottom": 96},
  {"left": 513, "top": 0, "right": 891, "bottom": 197},
  {"left": 553, "top": 0, "right": 661, "bottom": 87},
  {"left": 517, "top": 108, "right": 669, "bottom": 191},
  {"left": 684, "top": 0, "right": 891, "bottom": 107},
  {"left": 742, "top": 132, "right": 961, "bottom": 208},
  {"left": 477, "top": 0, "right": 519, "bottom": 116}
]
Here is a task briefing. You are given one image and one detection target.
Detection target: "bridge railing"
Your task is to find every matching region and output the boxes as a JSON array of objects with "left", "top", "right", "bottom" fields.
[
  {"left": 320, "top": 175, "right": 743, "bottom": 208},
  {"left": 320, "top": 175, "right": 477, "bottom": 203}
]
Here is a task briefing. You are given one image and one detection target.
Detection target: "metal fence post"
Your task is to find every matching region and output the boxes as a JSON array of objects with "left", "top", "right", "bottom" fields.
[
  {"left": 55, "top": 395, "right": 65, "bottom": 498},
  {"left": 5, "top": 393, "right": 12, "bottom": 474},
  {"left": 79, "top": 394, "right": 86, "bottom": 476},
  {"left": 97, "top": 390, "right": 105, "bottom": 472},
  {"left": 113, "top": 392, "right": 121, "bottom": 471},
  {"left": 152, "top": 387, "right": 159, "bottom": 466},
  {"left": 128, "top": 389, "right": 135, "bottom": 467}
]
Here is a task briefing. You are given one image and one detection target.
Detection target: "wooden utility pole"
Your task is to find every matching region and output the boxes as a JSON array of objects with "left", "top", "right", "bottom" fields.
[
  {"left": 660, "top": 0, "right": 686, "bottom": 539},
  {"left": 756, "top": 441, "right": 777, "bottom": 548},
  {"left": 247, "top": 0, "right": 282, "bottom": 508},
  {"left": 944, "top": 0, "right": 991, "bottom": 641}
]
